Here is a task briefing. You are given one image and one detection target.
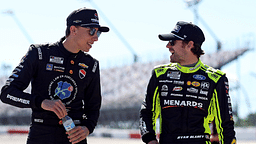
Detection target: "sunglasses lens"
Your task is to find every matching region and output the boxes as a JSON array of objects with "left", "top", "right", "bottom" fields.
[
  {"left": 96, "top": 31, "right": 101, "bottom": 37},
  {"left": 89, "top": 28, "right": 96, "bottom": 36},
  {"left": 169, "top": 40, "right": 175, "bottom": 46},
  {"left": 88, "top": 28, "right": 101, "bottom": 37}
]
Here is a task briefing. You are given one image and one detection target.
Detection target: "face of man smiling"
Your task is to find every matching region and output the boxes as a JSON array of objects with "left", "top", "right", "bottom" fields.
[
  {"left": 166, "top": 40, "right": 188, "bottom": 64},
  {"left": 73, "top": 26, "right": 99, "bottom": 52}
]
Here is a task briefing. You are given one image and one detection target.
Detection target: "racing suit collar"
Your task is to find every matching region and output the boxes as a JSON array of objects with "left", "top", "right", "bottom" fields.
[{"left": 176, "top": 59, "right": 202, "bottom": 73}]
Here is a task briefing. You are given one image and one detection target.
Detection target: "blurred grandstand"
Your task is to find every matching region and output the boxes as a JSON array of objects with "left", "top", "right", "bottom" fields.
[{"left": 0, "top": 47, "right": 250, "bottom": 128}]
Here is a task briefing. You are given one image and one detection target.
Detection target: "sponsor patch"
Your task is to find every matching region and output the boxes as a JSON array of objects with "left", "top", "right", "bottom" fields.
[
  {"left": 173, "top": 25, "right": 181, "bottom": 33},
  {"left": 173, "top": 80, "right": 184, "bottom": 85},
  {"left": 159, "top": 80, "right": 173, "bottom": 83},
  {"left": 161, "top": 85, "right": 168, "bottom": 91},
  {"left": 73, "top": 20, "right": 82, "bottom": 23},
  {"left": 49, "top": 56, "right": 64, "bottom": 64},
  {"left": 11, "top": 73, "right": 19, "bottom": 78},
  {"left": 198, "top": 96, "right": 208, "bottom": 100},
  {"left": 78, "top": 63, "right": 88, "bottom": 68},
  {"left": 54, "top": 66, "right": 65, "bottom": 72},
  {"left": 55, "top": 81, "right": 73, "bottom": 100},
  {"left": 200, "top": 89, "right": 208, "bottom": 96},
  {"left": 173, "top": 86, "right": 183, "bottom": 91},
  {"left": 161, "top": 92, "right": 168, "bottom": 96},
  {"left": 167, "top": 71, "right": 181, "bottom": 79},
  {"left": 6, "top": 78, "right": 14, "bottom": 85},
  {"left": 92, "top": 61, "right": 97, "bottom": 73},
  {"left": 79, "top": 69, "right": 86, "bottom": 79},
  {"left": 187, "top": 87, "right": 198, "bottom": 93},
  {"left": 186, "top": 95, "right": 197, "bottom": 99},
  {"left": 192, "top": 81, "right": 200, "bottom": 87},
  {"left": 201, "top": 82, "right": 210, "bottom": 90},
  {"left": 34, "top": 119, "right": 43, "bottom": 123},
  {"left": 193, "top": 74, "right": 206, "bottom": 80},
  {"left": 7, "top": 94, "right": 30, "bottom": 105},
  {"left": 211, "top": 73, "right": 218, "bottom": 79},
  {"left": 14, "top": 68, "right": 21, "bottom": 72},
  {"left": 46, "top": 64, "right": 53, "bottom": 71},
  {"left": 163, "top": 99, "right": 203, "bottom": 109},
  {"left": 37, "top": 47, "right": 42, "bottom": 60},
  {"left": 170, "top": 93, "right": 183, "bottom": 97},
  {"left": 49, "top": 75, "right": 78, "bottom": 105}
]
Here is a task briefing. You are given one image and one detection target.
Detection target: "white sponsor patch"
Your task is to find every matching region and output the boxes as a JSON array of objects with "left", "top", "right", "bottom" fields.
[
  {"left": 34, "top": 119, "right": 44, "bottom": 123},
  {"left": 201, "top": 82, "right": 210, "bottom": 90},
  {"left": 49, "top": 56, "right": 64, "bottom": 64},
  {"left": 6, "top": 94, "right": 30, "bottom": 105},
  {"left": 164, "top": 99, "right": 203, "bottom": 108},
  {"left": 92, "top": 61, "right": 98, "bottom": 73},
  {"left": 170, "top": 93, "right": 183, "bottom": 97},
  {"left": 161, "top": 85, "right": 168, "bottom": 91},
  {"left": 161, "top": 92, "right": 168, "bottom": 96},
  {"left": 187, "top": 87, "right": 198, "bottom": 93},
  {"left": 200, "top": 89, "right": 208, "bottom": 96},
  {"left": 167, "top": 71, "right": 181, "bottom": 79}
]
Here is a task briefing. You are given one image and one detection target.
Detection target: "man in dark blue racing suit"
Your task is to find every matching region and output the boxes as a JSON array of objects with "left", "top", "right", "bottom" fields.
[
  {"left": 139, "top": 21, "right": 236, "bottom": 144},
  {"left": 0, "top": 7, "right": 109, "bottom": 144}
]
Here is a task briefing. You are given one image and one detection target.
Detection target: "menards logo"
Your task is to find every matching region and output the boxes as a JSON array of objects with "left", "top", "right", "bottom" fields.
[{"left": 163, "top": 99, "right": 203, "bottom": 109}]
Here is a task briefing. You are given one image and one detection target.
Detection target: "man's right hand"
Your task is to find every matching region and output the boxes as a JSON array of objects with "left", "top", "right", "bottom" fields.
[
  {"left": 148, "top": 140, "right": 159, "bottom": 144},
  {"left": 41, "top": 99, "right": 67, "bottom": 119}
]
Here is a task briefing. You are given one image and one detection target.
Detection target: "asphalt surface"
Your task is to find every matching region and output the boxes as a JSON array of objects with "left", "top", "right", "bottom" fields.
[{"left": 0, "top": 134, "right": 256, "bottom": 144}]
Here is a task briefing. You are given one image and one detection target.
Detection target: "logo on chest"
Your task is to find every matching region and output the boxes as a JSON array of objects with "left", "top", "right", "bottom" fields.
[
  {"left": 167, "top": 71, "right": 181, "bottom": 79},
  {"left": 49, "top": 56, "right": 64, "bottom": 64},
  {"left": 48, "top": 75, "right": 78, "bottom": 105}
]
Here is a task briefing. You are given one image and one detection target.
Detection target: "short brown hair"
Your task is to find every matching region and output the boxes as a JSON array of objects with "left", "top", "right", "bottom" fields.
[{"left": 182, "top": 41, "right": 205, "bottom": 58}]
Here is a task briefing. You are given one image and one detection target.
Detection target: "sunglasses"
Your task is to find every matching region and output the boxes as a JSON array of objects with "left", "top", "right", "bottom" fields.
[
  {"left": 86, "top": 27, "right": 101, "bottom": 37},
  {"left": 169, "top": 40, "right": 176, "bottom": 46}
]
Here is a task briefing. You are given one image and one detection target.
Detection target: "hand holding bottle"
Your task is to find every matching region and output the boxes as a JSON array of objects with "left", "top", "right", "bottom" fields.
[{"left": 66, "top": 126, "right": 90, "bottom": 144}]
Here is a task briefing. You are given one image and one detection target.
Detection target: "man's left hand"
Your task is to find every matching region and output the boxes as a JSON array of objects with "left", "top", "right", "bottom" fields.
[{"left": 66, "top": 126, "right": 89, "bottom": 144}]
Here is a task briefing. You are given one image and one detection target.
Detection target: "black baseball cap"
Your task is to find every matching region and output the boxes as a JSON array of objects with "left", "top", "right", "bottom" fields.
[
  {"left": 159, "top": 21, "right": 205, "bottom": 46},
  {"left": 66, "top": 7, "right": 109, "bottom": 32}
]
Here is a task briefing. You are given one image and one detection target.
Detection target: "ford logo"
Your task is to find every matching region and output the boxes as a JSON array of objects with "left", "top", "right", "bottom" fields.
[{"left": 193, "top": 74, "right": 206, "bottom": 80}]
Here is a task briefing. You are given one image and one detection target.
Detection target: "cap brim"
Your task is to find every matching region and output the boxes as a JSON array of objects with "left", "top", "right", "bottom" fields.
[
  {"left": 80, "top": 23, "right": 109, "bottom": 32},
  {"left": 99, "top": 26, "right": 109, "bottom": 32},
  {"left": 158, "top": 33, "right": 182, "bottom": 41}
]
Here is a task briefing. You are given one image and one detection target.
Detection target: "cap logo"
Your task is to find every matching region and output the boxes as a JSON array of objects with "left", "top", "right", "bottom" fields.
[
  {"left": 94, "top": 13, "right": 98, "bottom": 19},
  {"left": 73, "top": 20, "right": 82, "bottom": 23},
  {"left": 173, "top": 25, "right": 181, "bottom": 33},
  {"left": 91, "top": 19, "right": 99, "bottom": 23}
]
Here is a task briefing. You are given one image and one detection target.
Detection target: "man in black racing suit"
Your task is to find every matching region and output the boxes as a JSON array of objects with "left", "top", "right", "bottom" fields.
[
  {"left": 0, "top": 7, "right": 109, "bottom": 144},
  {"left": 139, "top": 21, "right": 236, "bottom": 144}
]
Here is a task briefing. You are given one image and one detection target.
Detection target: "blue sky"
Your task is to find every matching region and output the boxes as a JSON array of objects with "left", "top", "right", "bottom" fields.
[{"left": 0, "top": 0, "right": 256, "bottom": 118}]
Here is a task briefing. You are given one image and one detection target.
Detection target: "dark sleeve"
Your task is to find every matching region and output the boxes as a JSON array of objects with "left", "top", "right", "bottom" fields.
[
  {"left": 214, "top": 75, "right": 236, "bottom": 144},
  {"left": 0, "top": 45, "right": 44, "bottom": 109},
  {"left": 139, "top": 70, "right": 158, "bottom": 143},
  {"left": 81, "top": 61, "right": 102, "bottom": 134}
]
